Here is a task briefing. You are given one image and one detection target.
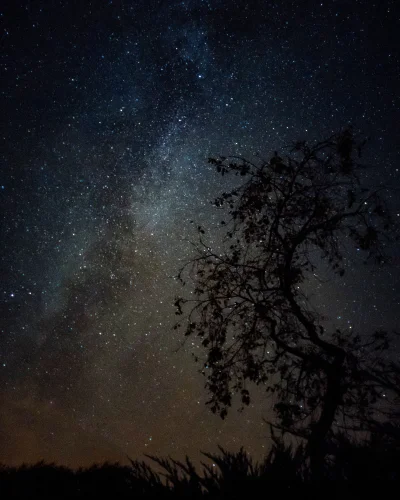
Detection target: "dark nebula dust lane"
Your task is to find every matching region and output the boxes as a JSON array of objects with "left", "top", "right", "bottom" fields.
[{"left": 1, "top": 0, "right": 399, "bottom": 466}]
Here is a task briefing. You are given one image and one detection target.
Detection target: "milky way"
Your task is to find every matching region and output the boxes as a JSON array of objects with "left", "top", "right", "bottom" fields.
[{"left": 1, "top": 0, "right": 399, "bottom": 466}]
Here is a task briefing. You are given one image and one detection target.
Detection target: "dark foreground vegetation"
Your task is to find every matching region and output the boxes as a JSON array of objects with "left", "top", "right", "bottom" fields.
[
  {"left": 175, "top": 129, "right": 400, "bottom": 481},
  {"left": 1, "top": 429, "right": 399, "bottom": 498}
]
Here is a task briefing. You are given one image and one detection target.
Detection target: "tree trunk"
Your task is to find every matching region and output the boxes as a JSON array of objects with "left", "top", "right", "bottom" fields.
[{"left": 306, "top": 355, "right": 345, "bottom": 479}]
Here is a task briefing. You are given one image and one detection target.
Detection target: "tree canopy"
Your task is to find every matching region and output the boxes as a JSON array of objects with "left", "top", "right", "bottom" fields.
[{"left": 175, "top": 129, "right": 400, "bottom": 476}]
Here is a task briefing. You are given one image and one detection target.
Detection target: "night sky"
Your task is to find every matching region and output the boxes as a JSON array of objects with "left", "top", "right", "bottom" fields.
[{"left": 1, "top": 0, "right": 399, "bottom": 466}]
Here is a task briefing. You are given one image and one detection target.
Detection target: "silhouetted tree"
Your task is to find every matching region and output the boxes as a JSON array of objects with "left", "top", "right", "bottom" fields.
[{"left": 175, "top": 129, "right": 400, "bottom": 477}]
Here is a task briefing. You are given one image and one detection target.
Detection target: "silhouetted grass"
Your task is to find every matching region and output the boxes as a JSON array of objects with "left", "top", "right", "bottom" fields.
[{"left": 1, "top": 430, "right": 398, "bottom": 498}]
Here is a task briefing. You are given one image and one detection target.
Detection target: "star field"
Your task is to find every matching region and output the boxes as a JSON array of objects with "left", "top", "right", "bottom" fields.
[{"left": 0, "top": 0, "right": 399, "bottom": 466}]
